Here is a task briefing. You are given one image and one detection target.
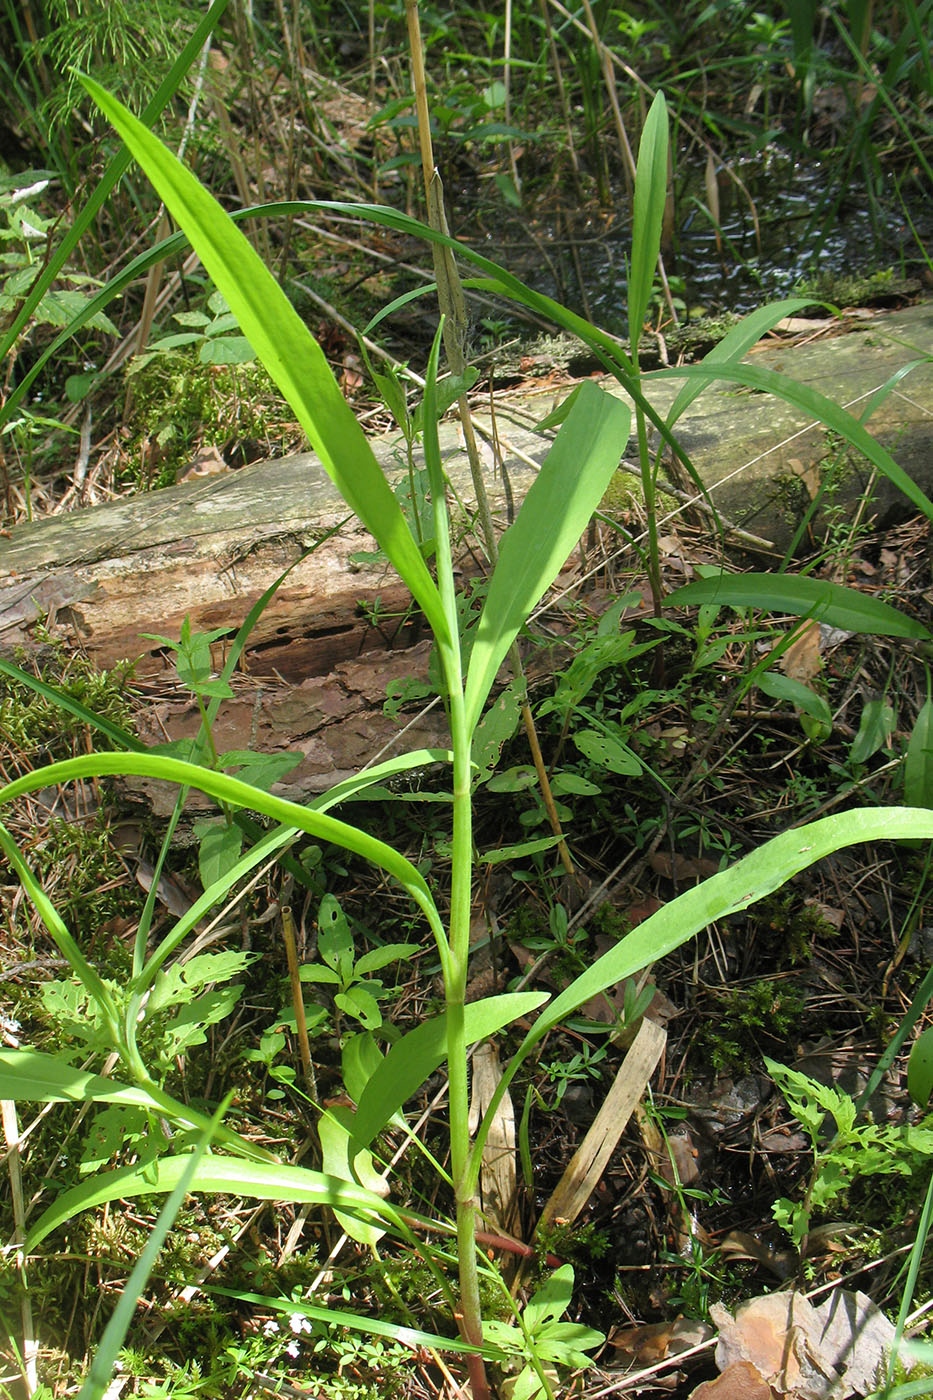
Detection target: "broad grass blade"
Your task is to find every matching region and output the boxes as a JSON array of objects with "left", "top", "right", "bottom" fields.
[
  {"left": 628, "top": 92, "right": 669, "bottom": 353},
  {"left": 470, "top": 805, "right": 933, "bottom": 1174},
  {"left": 464, "top": 381, "right": 630, "bottom": 731},
  {"left": 81, "top": 78, "right": 449, "bottom": 649},
  {"left": 77, "top": 1101, "right": 231, "bottom": 1400},
  {"left": 26, "top": 1154, "right": 418, "bottom": 1252},
  {"left": 0, "top": 752, "right": 445, "bottom": 946},
  {"left": 533, "top": 807, "right": 933, "bottom": 1041},
  {"left": 210, "top": 1287, "right": 507, "bottom": 1360},
  {"left": 0, "top": 1050, "right": 160, "bottom": 1109},
  {"left": 655, "top": 359, "right": 933, "bottom": 521},
  {"left": 665, "top": 297, "right": 819, "bottom": 426},
  {"left": 668, "top": 573, "right": 932, "bottom": 639}
]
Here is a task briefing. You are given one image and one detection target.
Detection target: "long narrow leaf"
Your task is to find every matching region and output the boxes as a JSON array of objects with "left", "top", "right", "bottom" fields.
[
  {"left": 665, "top": 297, "right": 820, "bottom": 426},
  {"left": 540, "top": 807, "right": 933, "bottom": 1036},
  {"left": 208, "top": 1287, "right": 509, "bottom": 1361},
  {"left": 0, "top": 1050, "right": 160, "bottom": 1109},
  {"left": 0, "top": 822, "right": 121, "bottom": 1027},
  {"left": 81, "top": 78, "right": 449, "bottom": 649},
  {"left": 654, "top": 360, "right": 933, "bottom": 520},
  {"left": 468, "top": 805, "right": 933, "bottom": 1181},
  {"left": 352, "top": 992, "right": 548, "bottom": 1150},
  {"left": 667, "top": 573, "right": 931, "bottom": 639},
  {"left": 628, "top": 92, "right": 669, "bottom": 352},
  {"left": 78, "top": 1103, "right": 230, "bottom": 1400},
  {"left": 0, "top": 753, "right": 445, "bottom": 947},
  {"left": 464, "top": 381, "right": 630, "bottom": 731},
  {"left": 25, "top": 1153, "right": 418, "bottom": 1252}
]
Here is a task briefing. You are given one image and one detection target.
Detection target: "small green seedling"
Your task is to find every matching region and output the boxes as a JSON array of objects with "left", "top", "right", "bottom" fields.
[{"left": 484, "top": 1265, "right": 604, "bottom": 1400}]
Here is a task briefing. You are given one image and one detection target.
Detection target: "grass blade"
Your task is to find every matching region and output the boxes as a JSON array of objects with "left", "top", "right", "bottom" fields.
[
  {"left": 80, "top": 77, "right": 449, "bottom": 650},
  {"left": 667, "top": 573, "right": 931, "bottom": 639},
  {"left": 77, "top": 1099, "right": 232, "bottom": 1400},
  {"left": 464, "top": 381, "right": 630, "bottom": 731},
  {"left": 655, "top": 360, "right": 933, "bottom": 521},
  {"left": 25, "top": 1153, "right": 417, "bottom": 1252},
  {"left": 0, "top": 1050, "right": 161, "bottom": 1109},
  {"left": 628, "top": 92, "right": 669, "bottom": 352}
]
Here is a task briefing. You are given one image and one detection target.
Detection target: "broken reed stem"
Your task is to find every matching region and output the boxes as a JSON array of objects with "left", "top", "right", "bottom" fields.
[
  {"left": 406, "top": 0, "right": 575, "bottom": 879},
  {"left": 281, "top": 905, "right": 316, "bottom": 1098}
]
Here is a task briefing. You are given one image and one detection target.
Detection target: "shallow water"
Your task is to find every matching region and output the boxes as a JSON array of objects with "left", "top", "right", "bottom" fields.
[{"left": 464, "top": 153, "right": 927, "bottom": 335}]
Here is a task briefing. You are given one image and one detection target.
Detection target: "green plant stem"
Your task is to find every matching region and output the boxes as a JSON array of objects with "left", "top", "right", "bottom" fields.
[
  {"left": 423, "top": 323, "right": 490, "bottom": 1399},
  {"left": 635, "top": 401, "right": 663, "bottom": 618}
]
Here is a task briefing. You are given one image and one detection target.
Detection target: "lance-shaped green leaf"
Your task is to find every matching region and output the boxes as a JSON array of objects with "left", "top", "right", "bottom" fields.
[
  {"left": 80, "top": 77, "right": 449, "bottom": 650},
  {"left": 665, "top": 297, "right": 820, "bottom": 426},
  {"left": 25, "top": 1154, "right": 415, "bottom": 1252},
  {"left": 464, "top": 381, "right": 630, "bottom": 732},
  {"left": 468, "top": 806, "right": 933, "bottom": 1185},
  {"left": 351, "top": 992, "right": 548, "bottom": 1150},
  {"left": 628, "top": 92, "right": 669, "bottom": 353},
  {"left": 905, "top": 700, "right": 933, "bottom": 808},
  {"left": 0, "top": 752, "right": 445, "bottom": 949},
  {"left": 667, "top": 572, "right": 931, "bottom": 639},
  {"left": 654, "top": 360, "right": 933, "bottom": 523},
  {"left": 0, "top": 1050, "right": 159, "bottom": 1109},
  {"left": 78, "top": 1104, "right": 230, "bottom": 1400}
]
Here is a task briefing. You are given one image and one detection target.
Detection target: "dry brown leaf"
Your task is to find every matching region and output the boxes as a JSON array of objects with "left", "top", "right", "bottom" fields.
[
  {"left": 804, "top": 898, "right": 844, "bottom": 931},
  {"left": 609, "top": 1318, "right": 680, "bottom": 1363},
  {"left": 610, "top": 1315, "right": 713, "bottom": 1364},
  {"left": 788, "top": 456, "right": 821, "bottom": 500},
  {"left": 468, "top": 1042, "right": 516, "bottom": 1233},
  {"left": 709, "top": 1288, "right": 900, "bottom": 1399},
  {"left": 650, "top": 851, "right": 721, "bottom": 882},
  {"left": 689, "top": 1360, "right": 772, "bottom": 1399},
  {"left": 782, "top": 619, "right": 822, "bottom": 683}
]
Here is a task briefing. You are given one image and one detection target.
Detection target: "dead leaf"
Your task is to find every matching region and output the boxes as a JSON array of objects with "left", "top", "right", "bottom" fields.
[
  {"left": 788, "top": 456, "right": 821, "bottom": 499},
  {"left": 468, "top": 1042, "right": 516, "bottom": 1233},
  {"left": 650, "top": 851, "right": 721, "bottom": 882},
  {"left": 536, "top": 1019, "right": 666, "bottom": 1234},
  {"left": 658, "top": 1130, "right": 700, "bottom": 1188},
  {"left": 689, "top": 1360, "right": 772, "bottom": 1399},
  {"left": 710, "top": 1287, "right": 900, "bottom": 1400},
  {"left": 609, "top": 1316, "right": 714, "bottom": 1364},
  {"left": 180, "top": 444, "right": 228, "bottom": 480},
  {"left": 813, "top": 1290, "right": 904, "bottom": 1395},
  {"left": 782, "top": 619, "right": 822, "bottom": 683},
  {"left": 804, "top": 898, "right": 844, "bottom": 932}
]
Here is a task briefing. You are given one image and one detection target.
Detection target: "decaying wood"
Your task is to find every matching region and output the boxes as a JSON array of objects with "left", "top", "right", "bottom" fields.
[
  {"left": 0, "top": 417, "right": 543, "bottom": 795},
  {"left": 4, "top": 302, "right": 932, "bottom": 797}
]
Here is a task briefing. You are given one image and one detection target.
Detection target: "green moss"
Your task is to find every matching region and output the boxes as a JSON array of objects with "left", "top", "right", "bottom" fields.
[
  {"left": 122, "top": 348, "right": 301, "bottom": 487},
  {"left": 0, "top": 645, "right": 135, "bottom": 758},
  {"left": 697, "top": 978, "right": 807, "bottom": 1076}
]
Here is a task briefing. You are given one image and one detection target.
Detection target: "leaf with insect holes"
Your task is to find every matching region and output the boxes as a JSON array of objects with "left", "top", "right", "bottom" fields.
[{"left": 572, "top": 728, "right": 643, "bottom": 777}]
